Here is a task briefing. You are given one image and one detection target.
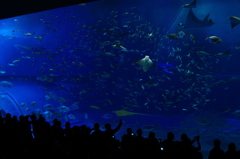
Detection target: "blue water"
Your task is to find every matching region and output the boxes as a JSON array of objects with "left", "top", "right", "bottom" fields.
[{"left": 1, "top": 0, "right": 240, "bottom": 157}]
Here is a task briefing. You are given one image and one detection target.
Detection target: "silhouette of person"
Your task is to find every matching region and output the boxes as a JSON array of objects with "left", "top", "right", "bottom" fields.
[
  {"left": 180, "top": 134, "right": 202, "bottom": 159},
  {"left": 103, "top": 119, "right": 122, "bottom": 142},
  {"left": 102, "top": 120, "right": 122, "bottom": 158},
  {"left": 208, "top": 139, "right": 224, "bottom": 159},
  {"left": 144, "top": 132, "right": 160, "bottom": 159},
  {"left": 161, "top": 132, "right": 179, "bottom": 159},
  {"left": 90, "top": 123, "right": 104, "bottom": 153},
  {"left": 225, "top": 143, "right": 237, "bottom": 159},
  {"left": 121, "top": 127, "right": 136, "bottom": 157}
]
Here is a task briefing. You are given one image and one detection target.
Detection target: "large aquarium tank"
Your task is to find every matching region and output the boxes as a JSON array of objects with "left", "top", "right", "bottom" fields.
[{"left": 1, "top": 0, "right": 240, "bottom": 156}]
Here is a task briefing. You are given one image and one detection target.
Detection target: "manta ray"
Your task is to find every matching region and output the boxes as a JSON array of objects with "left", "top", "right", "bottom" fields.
[
  {"left": 229, "top": 16, "right": 240, "bottom": 29},
  {"left": 136, "top": 55, "right": 154, "bottom": 72},
  {"left": 183, "top": 8, "right": 214, "bottom": 28},
  {"left": 136, "top": 55, "right": 175, "bottom": 73}
]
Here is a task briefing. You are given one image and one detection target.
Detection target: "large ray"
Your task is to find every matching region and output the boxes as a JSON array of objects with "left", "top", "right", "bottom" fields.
[
  {"left": 184, "top": 9, "right": 214, "bottom": 28},
  {"left": 229, "top": 16, "right": 240, "bottom": 29},
  {"left": 113, "top": 109, "right": 150, "bottom": 117},
  {"left": 136, "top": 55, "right": 154, "bottom": 72}
]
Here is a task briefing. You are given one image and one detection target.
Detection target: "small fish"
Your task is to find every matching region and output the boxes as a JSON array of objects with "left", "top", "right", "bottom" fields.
[
  {"left": 54, "top": 114, "right": 63, "bottom": 120},
  {"left": 215, "top": 50, "right": 231, "bottom": 56},
  {"left": 25, "top": 108, "right": 31, "bottom": 112},
  {"left": 8, "top": 63, "right": 15, "bottom": 66},
  {"left": 142, "top": 125, "right": 157, "bottom": 131},
  {"left": 57, "top": 97, "right": 67, "bottom": 103},
  {"left": 102, "top": 113, "right": 113, "bottom": 119},
  {"left": 78, "top": 3, "right": 86, "bottom": 6},
  {"left": 144, "top": 80, "right": 159, "bottom": 87},
  {"left": 89, "top": 105, "right": 100, "bottom": 109},
  {"left": 182, "top": 0, "right": 197, "bottom": 8},
  {"left": 58, "top": 106, "right": 70, "bottom": 112},
  {"left": 166, "top": 33, "right": 179, "bottom": 40},
  {"left": 12, "top": 59, "right": 21, "bottom": 63},
  {"left": 22, "top": 56, "right": 33, "bottom": 59},
  {"left": 206, "top": 35, "right": 222, "bottom": 43},
  {"left": 221, "top": 107, "right": 232, "bottom": 113},
  {"left": 45, "top": 95, "right": 53, "bottom": 100},
  {"left": 101, "top": 72, "right": 111, "bottom": 78},
  {"left": 232, "top": 110, "right": 240, "bottom": 116},
  {"left": 19, "top": 102, "right": 27, "bottom": 108},
  {"left": 34, "top": 36, "right": 43, "bottom": 41},
  {"left": 24, "top": 32, "right": 35, "bottom": 36},
  {"left": 68, "top": 114, "right": 76, "bottom": 120},
  {"left": 43, "top": 104, "right": 55, "bottom": 110},
  {"left": 190, "top": 34, "right": 195, "bottom": 43},
  {"left": 36, "top": 75, "right": 53, "bottom": 82},
  {"left": 30, "top": 101, "right": 38, "bottom": 107},
  {"left": 43, "top": 110, "right": 53, "bottom": 116},
  {"left": 177, "top": 22, "right": 185, "bottom": 26},
  {"left": 69, "top": 102, "right": 79, "bottom": 110},
  {"left": 103, "top": 52, "right": 115, "bottom": 56},
  {"left": 197, "top": 51, "right": 210, "bottom": 56},
  {"left": 98, "top": 41, "right": 113, "bottom": 46},
  {"left": 112, "top": 44, "right": 128, "bottom": 51},
  {"left": 0, "top": 81, "right": 13, "bottom": 87},
  {"left": 178, "top": 31, "right": 185, "bottom": 38},
  {"left": 32, "top": 109, "right": 42, "bottom": 115}
]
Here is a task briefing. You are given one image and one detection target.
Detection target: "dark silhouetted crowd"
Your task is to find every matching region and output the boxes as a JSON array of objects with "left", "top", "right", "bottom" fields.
[{"left": 0, "top": 113, "right": 239, "bottom": 159}]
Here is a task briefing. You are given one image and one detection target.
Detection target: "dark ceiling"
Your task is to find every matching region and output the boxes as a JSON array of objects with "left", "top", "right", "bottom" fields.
[{"left": 0, "top": 0, "right": 97, "bottom": 20}]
